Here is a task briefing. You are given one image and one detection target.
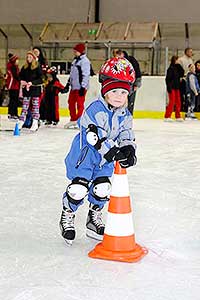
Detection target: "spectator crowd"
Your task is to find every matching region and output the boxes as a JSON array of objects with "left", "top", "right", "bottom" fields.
[
  {"left": 165, "top": 47, "right": 200, "bottom": 121},
  {"left": 0, "top": 45, "right": 199, "bottom": 133}
]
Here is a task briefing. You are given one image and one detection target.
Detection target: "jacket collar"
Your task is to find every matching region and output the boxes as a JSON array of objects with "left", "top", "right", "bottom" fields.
[{"left": 75, "top": 54, "right": 86, "bottom": 62}]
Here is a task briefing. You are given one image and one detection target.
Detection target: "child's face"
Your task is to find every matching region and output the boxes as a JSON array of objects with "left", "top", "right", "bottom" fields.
[
  {"left": 196, "top": 63, "right": 200, "bottom": 70},
  {"left": 33, "top": 48, "right": 40, "bottom": 57},
  {"left": 190, "top": 64, "right": 195, "bottom": 73},
  {"left": 105, "top": 89, "right": 129, "bottom": 108}
]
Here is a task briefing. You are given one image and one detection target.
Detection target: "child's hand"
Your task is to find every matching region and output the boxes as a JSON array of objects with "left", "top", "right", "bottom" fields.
[
  {"left": 26, "top": 82, "right": 32, "bottom": 91},
  {"left": 21, "top": 80, "right": 27, "bottom": 87},
  {"left": 119, "top": 145, "right": 137, "bottom": 167},
  {"left": 104, "top": 146, "right": 125, "bottom": 163},
  {"left": 79, "top": 87, "right": 85, "bottom": 96},
  {"left": 62, "top": 83, "right": 70, "bottom": 93}
]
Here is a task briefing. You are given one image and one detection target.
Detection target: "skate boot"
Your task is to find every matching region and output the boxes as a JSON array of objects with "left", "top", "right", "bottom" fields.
[
  {"left": 86, "top": 204, "right": 105, "bottom": 241},
  {"left": 64, "top": 121, "right": 78, "bottom": 129},
  {"left": 59, "top": 208, "right": 76, "bottom": 245},
  {"left": 17, "top": 120, "right": 24, "bottom": 130},
  {"left": 190, "top": 113, "right": 197, "bottom": 120},
  {"left": 30, "top": 119, "right": 39, "bottom": 131}
]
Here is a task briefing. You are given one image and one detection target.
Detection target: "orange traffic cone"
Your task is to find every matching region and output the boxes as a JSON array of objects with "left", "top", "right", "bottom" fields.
[{"left": 88, "top": 161, "right": 148, "bottom": 263}]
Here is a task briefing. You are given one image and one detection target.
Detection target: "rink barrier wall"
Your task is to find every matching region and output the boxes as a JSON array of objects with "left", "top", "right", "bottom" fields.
[
  {"left": 1, "top": 75, "right": 200, "bottom": 119},
  {"left": 0, "top": 107, "right": 199, "bottom": 119}
]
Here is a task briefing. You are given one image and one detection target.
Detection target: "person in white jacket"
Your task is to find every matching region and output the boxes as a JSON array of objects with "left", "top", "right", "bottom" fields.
[
  {"left": 178, "top": 48, "right": 193, "bottom": 75},
  {"left": 64, "top": 43, "right": 91, "bottom": 129}
]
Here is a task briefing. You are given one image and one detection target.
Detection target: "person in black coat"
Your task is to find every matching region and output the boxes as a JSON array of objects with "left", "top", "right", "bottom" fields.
[
  {"left": 18, "top": 51, "right": 43, "bottom": 131},
  {"left": 164, "top": 55, "right": 184, "bottom": 121}
]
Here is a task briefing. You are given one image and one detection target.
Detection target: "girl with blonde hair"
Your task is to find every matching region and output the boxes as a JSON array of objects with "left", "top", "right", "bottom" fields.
[{"left": 18, "top": 51, "right": 43, "bottom": 131}]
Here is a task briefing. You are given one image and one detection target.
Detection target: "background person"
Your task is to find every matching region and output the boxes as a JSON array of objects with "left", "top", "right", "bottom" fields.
[
  {"left": 185, "top": 63, "right": 200, "bottom": 120},
  {"left": 178, "top": 48, "right": 194, "bottom": 112},
  {"left": 0, "top": 68, "right": 5, "bottom": 105},
  {"left": 115, "top": 49, "right": 142, "bottom": 115},
  {"left": 194, "top": 60, "right": 200, "bottom": 112},
  {"left": 33, "top": 46, "right": 48, "bottom": 123},
  {"left": 44, "top": 67, "right": 67, "bottom": 126},
  {"left": 64, "top": 43, "right": 91, "bottom": 129},
  {"left": 6, "top": 53, "right": 20, "bottom": 120},
  {"left": 164, "top": 55, "right": 184, "bottom": 121},
  {"left": 18, "top": 51, "right": 43, "bottom": 131}
]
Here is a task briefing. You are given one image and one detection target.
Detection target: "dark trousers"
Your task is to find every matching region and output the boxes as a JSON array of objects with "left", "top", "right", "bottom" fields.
[
  {"left": 180, "top": 79, "right": 187, "bottom": 112},
  {"left": 195, "top": 94, "right": 200, "bottom": 112},
  {"left": 8, "top": 89, "right": 19, "bottom": 116},
  {"left": 128, "top": 90, "right": 136, "bottom": 115},
  {"left": 45, "top": 96, "right": 59, "bottom": 123}
]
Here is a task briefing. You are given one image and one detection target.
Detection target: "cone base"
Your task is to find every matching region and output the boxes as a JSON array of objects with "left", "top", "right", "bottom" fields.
[{"left": 88, "top": 242, "right": 148, "bottom": 263}]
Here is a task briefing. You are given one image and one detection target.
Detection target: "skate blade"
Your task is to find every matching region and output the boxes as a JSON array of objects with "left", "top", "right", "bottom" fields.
[
  {"left": 86, "top": 229, "right": 104, "bottom": 241},
  {"left": 64, "top": 239, "right": 73, "bottom": 246},
  {"left": 21, "top": 128, "right": 38, "bottom": 133},
  {"left": 185, "top": 117, "right": 198, "bottom": 121},
  {"left": 64, "top": 126, "right": 79, "bottom": 130}
]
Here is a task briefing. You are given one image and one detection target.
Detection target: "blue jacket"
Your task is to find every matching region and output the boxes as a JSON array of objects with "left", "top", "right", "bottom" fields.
[
  {"left": 186, "top": 72, "right": 200, "bottom": 95},
  {"left": 65, "top": 96, "right": 136, "bottom": 181},
  {"left": 69, "top": 54, "right": 90, "bottom": 90}
]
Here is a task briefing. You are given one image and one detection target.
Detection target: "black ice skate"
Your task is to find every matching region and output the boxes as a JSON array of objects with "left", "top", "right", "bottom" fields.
[
  {"left": 59, "top": 208, "right": 76, "bottom": 246},
  {"left": 86, "top": 204, "right": 105, "bottom": 241}
]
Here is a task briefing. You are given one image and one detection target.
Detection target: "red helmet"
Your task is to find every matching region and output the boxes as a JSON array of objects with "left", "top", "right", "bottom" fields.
[{"left": 99, "top": 57, "right": 135, "bottom": 84}]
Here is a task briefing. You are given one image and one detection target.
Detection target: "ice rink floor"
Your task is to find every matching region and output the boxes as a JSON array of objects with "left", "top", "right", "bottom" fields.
[{"left": 0, "top": 116, "right": 200, "bottom": 300}]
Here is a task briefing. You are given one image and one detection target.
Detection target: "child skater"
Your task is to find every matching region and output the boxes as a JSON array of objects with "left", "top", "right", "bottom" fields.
[
  {"left": 185, "top": 64, "right": 200, "bottom": 120},
  {"left": 59, "top": 57, "right": 137, "bottom": 245},
  {"left": 44, "top": 67, "right": 67, "bottom": 125}
]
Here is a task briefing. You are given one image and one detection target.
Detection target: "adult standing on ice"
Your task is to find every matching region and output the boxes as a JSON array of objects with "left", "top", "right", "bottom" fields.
[{"left": 64, "top": 43, "right": 91, "bottom": 129}]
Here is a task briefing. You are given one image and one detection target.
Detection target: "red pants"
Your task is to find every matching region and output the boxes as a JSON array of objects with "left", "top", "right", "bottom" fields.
[
  {"left": 68, "top": 89, "right": 87, "bottom": 121},
  {"left": 165, "top": 89, "right": 181, "bottom": 119}
]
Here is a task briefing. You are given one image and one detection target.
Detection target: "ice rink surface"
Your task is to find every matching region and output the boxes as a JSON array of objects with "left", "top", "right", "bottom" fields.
[{"left": 0, "top": 117, "right": 200, "bottom": 300}]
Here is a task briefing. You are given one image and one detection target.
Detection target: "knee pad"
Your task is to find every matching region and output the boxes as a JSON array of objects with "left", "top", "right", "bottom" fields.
[
  {"left": 67, "top": 177, "right": 89, "bottom": 205},
  {"left": 91, "top": 177, "right": 111, "bottom": 201}
]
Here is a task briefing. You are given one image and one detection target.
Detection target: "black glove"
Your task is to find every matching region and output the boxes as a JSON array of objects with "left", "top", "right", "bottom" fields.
[
  {"left": 62, "top": 82, "right": 70, "bottom": 93},
  {"left": 104, "top": 146, "right": 126, "bottom": 163},
  {"left": 79, "top": 87, "right": 85, "bottom": 96},
  {"left": 119, "top": 145, "right": 137, "bottom": 168}
]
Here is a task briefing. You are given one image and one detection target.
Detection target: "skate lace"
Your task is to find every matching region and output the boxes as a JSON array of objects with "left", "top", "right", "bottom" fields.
[
  {"left": 91, "top": 210, "right": 104, "bottom": 228},
  {"left": 61, "top": 211, "right": 74, "bottom": 230}
]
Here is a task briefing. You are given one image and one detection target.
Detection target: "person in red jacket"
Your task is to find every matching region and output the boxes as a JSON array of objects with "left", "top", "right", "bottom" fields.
[
  {"left": 44, "top": 67, "right": 67, "bottom": 125},
  {"left": 6, "top": 53, "right": 20, "bottom": 120}
]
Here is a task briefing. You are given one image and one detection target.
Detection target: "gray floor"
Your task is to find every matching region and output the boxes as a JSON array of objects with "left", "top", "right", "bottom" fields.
[{"left": 0, "top": 117, "right": 200, "bottom": 300}]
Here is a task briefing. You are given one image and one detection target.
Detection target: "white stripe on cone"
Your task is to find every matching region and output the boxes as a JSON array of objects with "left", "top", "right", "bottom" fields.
[
  {"left": 111, "top": 174, "right": 130, "bottom": 197},
  {"left": 105, "top": 212, "right": 134, "bottom": 236}
]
